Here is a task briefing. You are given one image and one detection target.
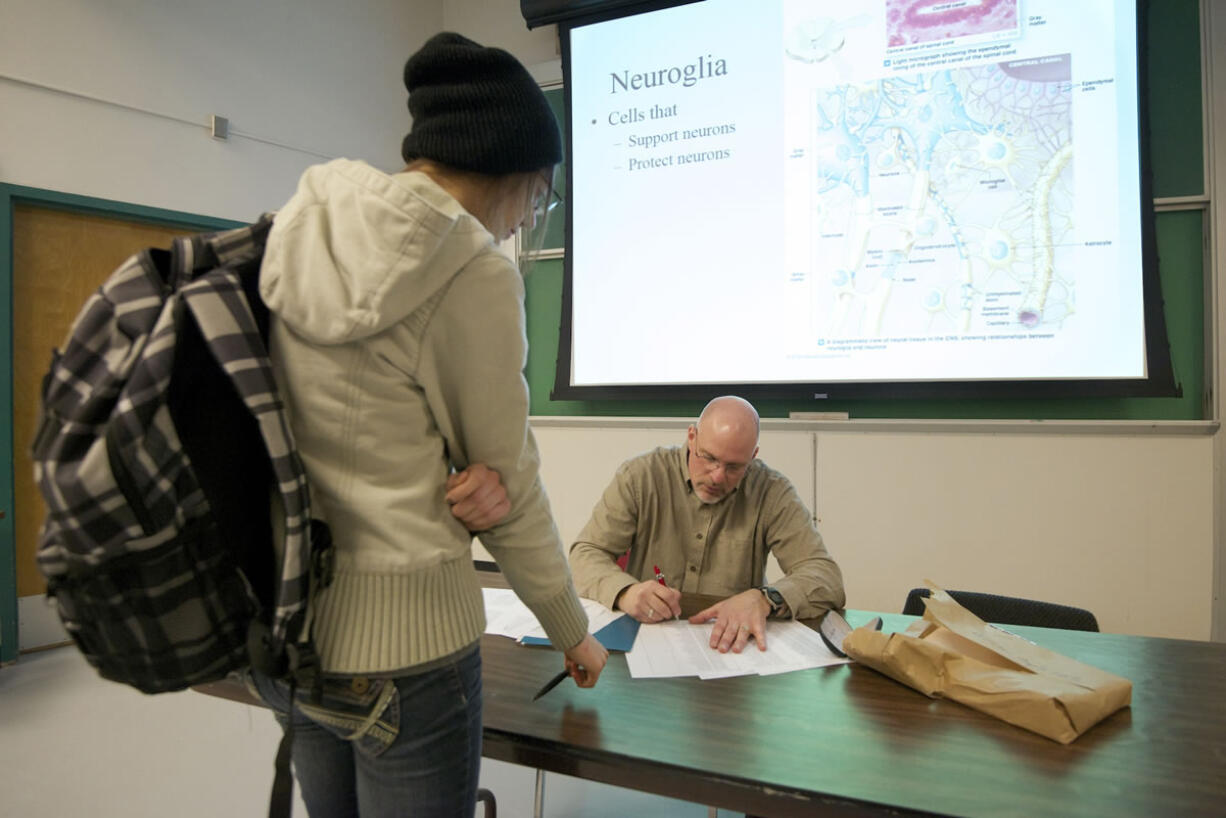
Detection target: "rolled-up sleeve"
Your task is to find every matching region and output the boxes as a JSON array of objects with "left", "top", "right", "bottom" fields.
[
  {"left": 762, "top": 481, "right": 845, "bottom": 619},
  {"left": 568, "top": 463, "right": 642, "bottom": 610}
]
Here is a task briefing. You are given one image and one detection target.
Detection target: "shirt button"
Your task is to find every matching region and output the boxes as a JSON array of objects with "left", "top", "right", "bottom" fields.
[
  {"left": 688, "top": 565, "right": 697, "bottom": 573},
  {"left": 695, "top": 533, "right": 703, "bottom": 539}
]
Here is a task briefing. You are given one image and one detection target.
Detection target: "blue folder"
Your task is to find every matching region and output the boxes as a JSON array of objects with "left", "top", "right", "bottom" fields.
[{"left": 520, "top": 614, "right": 641, "bottom": 652}]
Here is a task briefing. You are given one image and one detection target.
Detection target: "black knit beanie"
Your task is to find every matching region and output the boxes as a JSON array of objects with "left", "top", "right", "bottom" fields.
[{"left": 400, "top": 32, "right": 562, "bottom": 175}]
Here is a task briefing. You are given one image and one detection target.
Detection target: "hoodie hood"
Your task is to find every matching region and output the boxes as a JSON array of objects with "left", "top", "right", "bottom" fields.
[{"left": 259, "top": 159, "right": 495, "bottom": 345}]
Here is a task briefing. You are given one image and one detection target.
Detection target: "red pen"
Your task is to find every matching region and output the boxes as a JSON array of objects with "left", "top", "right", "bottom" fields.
[{"left": 653, "top": 564, "right": 667, "bottom": 586}]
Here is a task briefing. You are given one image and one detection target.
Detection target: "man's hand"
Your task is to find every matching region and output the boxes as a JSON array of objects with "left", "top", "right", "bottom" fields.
[
  {"left": 446, "top": 464, "right": 511, "bottom": 532},
  {"left": 563, "top": 633, "right": 609, "bottom": 688},
  {"left": 688, "top": 589, "right": 772, "bottom": 653},
  {"left": 615, "top": 580, "right": 682, "bottom": 623}
]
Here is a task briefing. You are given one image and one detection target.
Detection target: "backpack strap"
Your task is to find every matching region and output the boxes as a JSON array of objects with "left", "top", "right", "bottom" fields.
[
  {"left": 178, "top": 264, "right": 322, "bottom": 652},
  {"left": 267, "top": 680, "right": 298, "bottom": 818},
  {"left": 175, "top": 219, "right": 331, "bottom": 818}
]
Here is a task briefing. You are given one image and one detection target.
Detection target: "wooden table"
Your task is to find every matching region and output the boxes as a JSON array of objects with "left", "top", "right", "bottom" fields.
[{"left": 480, "top": 596, "right": 1226, "bottom": 817}]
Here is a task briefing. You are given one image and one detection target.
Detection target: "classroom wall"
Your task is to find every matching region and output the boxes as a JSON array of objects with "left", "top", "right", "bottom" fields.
[
  {"left": 443, "top": 0, "right": 560, "bottom": 67},
  {"left": 0, "top": 0, "right": 442, "bottom": 221}
]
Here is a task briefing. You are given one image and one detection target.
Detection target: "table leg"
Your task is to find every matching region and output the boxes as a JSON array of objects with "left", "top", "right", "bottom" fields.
[{"left": 533, "top": 769, "right": 546, "bottom": 818}]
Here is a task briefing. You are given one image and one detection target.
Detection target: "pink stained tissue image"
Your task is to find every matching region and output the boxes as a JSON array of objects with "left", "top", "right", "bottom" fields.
[{"left": 886, "top": 0, "right": 1019, "bottom": 48}]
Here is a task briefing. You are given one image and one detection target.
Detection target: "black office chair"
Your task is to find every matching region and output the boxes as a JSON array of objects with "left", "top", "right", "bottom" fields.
[{"left": 902, "top": 588, "right": 1099, "bottom": 632}]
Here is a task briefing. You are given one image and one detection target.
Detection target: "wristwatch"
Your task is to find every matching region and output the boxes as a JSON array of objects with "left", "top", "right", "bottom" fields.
[{"left": 759, "top": 586, "right": 786, "bottom": 617}]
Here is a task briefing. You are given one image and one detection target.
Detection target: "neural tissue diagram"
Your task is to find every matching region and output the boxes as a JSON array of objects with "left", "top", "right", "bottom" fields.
[{"left": 807, "top": 54, "right": 1073, "bottom": 338}]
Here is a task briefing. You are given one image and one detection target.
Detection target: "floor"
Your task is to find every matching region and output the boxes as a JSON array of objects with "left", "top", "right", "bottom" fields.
[{"left": 0, "top": 646, "right": 726, "bottom": 817}]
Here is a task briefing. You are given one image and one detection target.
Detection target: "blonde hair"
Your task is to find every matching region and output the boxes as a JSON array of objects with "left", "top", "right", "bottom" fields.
[
  {"left": 405, "top": 159, "right": 557, "bottom": 278},
  {"left": 516, "top": 168, "right": 559, "bottom": 272}
]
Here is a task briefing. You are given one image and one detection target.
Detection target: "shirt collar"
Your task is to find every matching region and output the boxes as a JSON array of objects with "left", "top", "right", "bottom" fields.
[{"left": 675, "top": 444, "right": 695, "bottom": 494}]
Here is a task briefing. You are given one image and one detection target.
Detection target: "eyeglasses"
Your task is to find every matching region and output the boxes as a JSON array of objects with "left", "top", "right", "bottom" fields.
[
  {"left": 532, "top": 187, "right": 563, "bottom": 223},
  {"left": 690, "top": 432, "right": 750, "bottom": 478}
]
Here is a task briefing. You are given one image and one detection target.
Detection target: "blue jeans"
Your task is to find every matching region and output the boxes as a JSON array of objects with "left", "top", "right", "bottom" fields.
[{"left": 248, "top": 646, "right": 483, "bottom": 818}]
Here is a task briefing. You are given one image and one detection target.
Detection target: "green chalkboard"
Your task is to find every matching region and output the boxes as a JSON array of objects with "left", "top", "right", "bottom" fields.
[
  {"left": 525, "top": 2, "right": 1206, "bottom": 420},
  {"left": 1147, "top": 0, "right": 1204, "bottom": 198}
]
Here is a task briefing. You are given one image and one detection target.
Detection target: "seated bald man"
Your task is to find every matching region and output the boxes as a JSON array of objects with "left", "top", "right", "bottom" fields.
[{"left": 568, "top": 396, "right": 845, "bottom": 654}]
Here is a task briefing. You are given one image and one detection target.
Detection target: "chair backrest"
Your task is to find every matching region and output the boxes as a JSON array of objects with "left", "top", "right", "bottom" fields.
[{"left": 902, "top": 588, "right": 1100, "bottom": 632}]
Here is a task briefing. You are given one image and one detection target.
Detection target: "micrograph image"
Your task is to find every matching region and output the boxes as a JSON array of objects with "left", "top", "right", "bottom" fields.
[{"left": 886, "top": 0, "right": 1019, "bottom": 48}]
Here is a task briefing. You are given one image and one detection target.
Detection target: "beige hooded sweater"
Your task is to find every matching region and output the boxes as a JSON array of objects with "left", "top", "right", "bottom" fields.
[{"left": 259, "top": 159, "right": 587, "bottom": 675}]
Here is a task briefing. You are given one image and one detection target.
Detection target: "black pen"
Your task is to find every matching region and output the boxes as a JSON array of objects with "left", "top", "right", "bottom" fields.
[{"left": 532, "top": 668, "right": 570, "bottom": 701}]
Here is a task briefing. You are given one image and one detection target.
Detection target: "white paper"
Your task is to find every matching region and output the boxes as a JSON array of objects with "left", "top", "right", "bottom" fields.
[
  {"left": 482, "top": 588, "right": 624, "bottom": 642},
  {"left": 626, "top": 619, "right": 850, "bottom": 679},
  {"left": 482, "top": 588, "right": 545, "bottom": 639}
]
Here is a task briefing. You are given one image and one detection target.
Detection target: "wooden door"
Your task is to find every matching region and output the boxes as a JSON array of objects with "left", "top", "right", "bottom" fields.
[{"left": 12, "top": 206, "right": 195, "bottom": 605}]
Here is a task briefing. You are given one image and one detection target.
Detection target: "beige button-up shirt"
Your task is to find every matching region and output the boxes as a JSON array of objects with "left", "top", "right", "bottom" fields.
[{"left": 569, "top": 445, "right": 845, "bottom": 619}]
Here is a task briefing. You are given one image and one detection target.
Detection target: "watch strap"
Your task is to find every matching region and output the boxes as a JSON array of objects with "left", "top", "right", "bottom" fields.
[{"left": 760, "top": 586, "right": 785, "bottom": 616}]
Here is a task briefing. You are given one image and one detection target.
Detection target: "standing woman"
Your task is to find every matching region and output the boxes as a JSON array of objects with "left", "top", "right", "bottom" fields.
[{"left": 250, "top": 32, "right": 607, "bottom": 817}]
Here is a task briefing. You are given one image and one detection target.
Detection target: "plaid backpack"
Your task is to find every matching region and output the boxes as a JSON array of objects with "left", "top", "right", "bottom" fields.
[{"left": 31, "top": 213, "right": 332, "bottom": 696}]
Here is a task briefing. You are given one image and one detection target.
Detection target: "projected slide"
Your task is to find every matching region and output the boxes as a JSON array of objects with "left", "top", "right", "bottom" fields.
[{"left": 567, "top": 0, "right": 1143, "bottom": 388}]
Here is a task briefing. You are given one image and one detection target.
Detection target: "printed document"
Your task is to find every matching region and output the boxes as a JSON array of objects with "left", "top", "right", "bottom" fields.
[{"left": 626, "top": 619, "right": 850, "bottom": 679}]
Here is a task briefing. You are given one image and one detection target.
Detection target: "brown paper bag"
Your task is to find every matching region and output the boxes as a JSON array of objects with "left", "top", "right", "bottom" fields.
[{"left": 842, "top": 582, "right": 1131, "bottom": 743}]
